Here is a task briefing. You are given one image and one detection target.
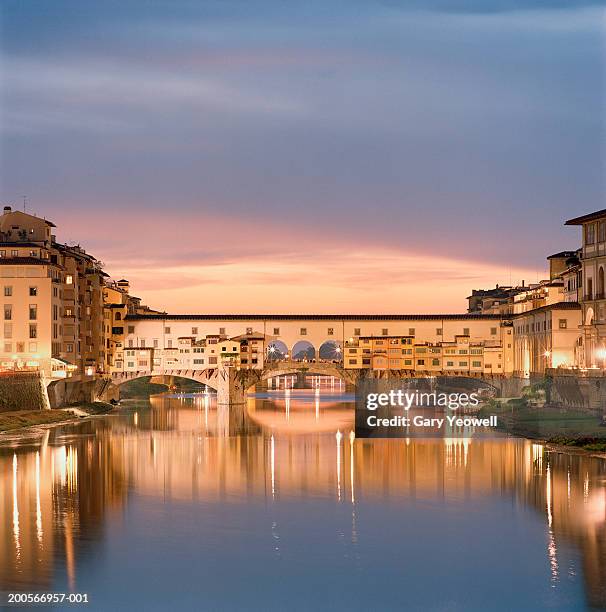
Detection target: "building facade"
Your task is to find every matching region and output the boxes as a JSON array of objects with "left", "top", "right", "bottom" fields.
[
  {"left": 513, "top": 303, "right": 582, "bottom": 377},
  {"left": 0, "top": 207, "right": 107, "bottom": 380},
  {"left": 566, "top": 209, "right": 606, "bottom": 368}
]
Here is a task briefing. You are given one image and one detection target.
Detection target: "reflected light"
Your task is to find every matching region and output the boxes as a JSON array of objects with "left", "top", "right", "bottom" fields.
[
  {"left": 12, "top": 453, "right": 20, "bottom": 560},
  {"left": 349, "top": 431, "right": 355, "bottom": 505},
  {"left": 336, "top": 430, "right": 343, "bottom": 502},
  {"left": 36, "top": 451, "right": 43, "bottom": 544},
  {"left": 270, "top": 435, "right": 276, "bottom": 499}
]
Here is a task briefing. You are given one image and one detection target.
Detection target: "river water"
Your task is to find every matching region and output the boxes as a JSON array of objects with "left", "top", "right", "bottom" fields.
[{"left": 1, "top": 389, "right": 605, "bottom": 610}]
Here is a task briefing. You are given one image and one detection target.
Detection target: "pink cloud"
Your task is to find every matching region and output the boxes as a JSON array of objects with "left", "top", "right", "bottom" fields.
[{"left": 51, "top": 207, "right": 540, "bottom": 314}]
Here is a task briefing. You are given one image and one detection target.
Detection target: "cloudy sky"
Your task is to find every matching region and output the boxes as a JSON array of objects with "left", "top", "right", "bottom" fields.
[{"left": 0, "top": 0, "right": 604, "bottom": 313}]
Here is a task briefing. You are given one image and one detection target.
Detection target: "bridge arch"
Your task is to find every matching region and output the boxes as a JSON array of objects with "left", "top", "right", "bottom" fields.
[
  {"left": 108, "top": 373, "right": 220, "bottom": 398},
  {"left": 291, "top": 340, "right": 316, "bottom": 360},
  {"left": 266, "top": 340, "right": 288, "bottom": 361},
  {"left": 318, "top": 339, "right": 343, "bottom": 362},
  {"left": 249, "top": 360, "right": 357, "bottom": 391}
]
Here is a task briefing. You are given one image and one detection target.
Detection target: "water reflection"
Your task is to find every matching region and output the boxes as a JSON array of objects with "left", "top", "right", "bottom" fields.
[{"left": 0, "top": 390, "right": 604, "bottom": 610}]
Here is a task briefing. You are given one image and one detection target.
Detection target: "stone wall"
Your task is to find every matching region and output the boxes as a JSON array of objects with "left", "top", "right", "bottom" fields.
[
  {"left": 544, "top": 372, "right": 606, "bottom": 414},
  {"left": 0, "top": 373, "right": 48, "bottom": 412},
  {"left": 46, "top": 378, "right": 100, "bottom": 408}
]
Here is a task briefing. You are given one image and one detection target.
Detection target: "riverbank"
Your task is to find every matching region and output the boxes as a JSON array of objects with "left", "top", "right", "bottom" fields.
[
  {"left": 479, "top": 400, "right": 606, "bottom": 454},
  {"left": 0, "top": 402, "right": 115, "bottom": 433},
  {"left": 0, "top": 409, "right": 76, "bottom": 432}
]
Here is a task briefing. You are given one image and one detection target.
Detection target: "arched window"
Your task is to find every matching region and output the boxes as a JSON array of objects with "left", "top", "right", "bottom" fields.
[{"left": 115, "top": 312, "right": 122, "bottom": 320}]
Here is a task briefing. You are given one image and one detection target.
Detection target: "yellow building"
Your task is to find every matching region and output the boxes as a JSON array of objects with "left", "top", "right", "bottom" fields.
[
  {"left": 414, "top": 343, "right": 442, "bottom": 373},
  {"left": 343, "top": 327, "right": 513, "bottom": 376},
  {"left": 345, "top": 336, "right": 414, "bottom": 370}
]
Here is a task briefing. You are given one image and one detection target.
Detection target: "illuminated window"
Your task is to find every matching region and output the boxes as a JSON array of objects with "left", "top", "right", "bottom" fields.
[{"left": 66, "top": 275, "right": 73, "bottom": 284}]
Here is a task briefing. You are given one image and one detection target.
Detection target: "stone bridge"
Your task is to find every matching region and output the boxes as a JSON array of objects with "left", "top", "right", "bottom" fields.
[{"left": 98, "top": 360, "right": 528, "bottom": 405}]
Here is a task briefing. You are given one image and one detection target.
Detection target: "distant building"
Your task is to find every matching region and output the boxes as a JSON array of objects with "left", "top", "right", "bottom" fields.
[
  {"left": 467, "top": 285, "right": 525, "bottom": 315},
  {"left": 551, "top": 250, "right": 582, "bottom": 303},
  {"left": 547, "top": 251, "right": 579, "bottom": 281},
  {"left": 102, "top": 278, "right": 157, "bottom": 374},
  {"left": 512, "top": 279, "right": 565, "bottom": 314}
]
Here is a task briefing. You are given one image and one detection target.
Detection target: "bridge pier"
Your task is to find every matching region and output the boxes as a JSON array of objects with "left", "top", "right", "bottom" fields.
[{"left": 216, "top": 367, "right": 254, "bottom": 406}]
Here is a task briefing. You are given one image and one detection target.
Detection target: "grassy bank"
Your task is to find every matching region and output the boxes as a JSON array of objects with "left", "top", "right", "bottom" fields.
[
  {"left": 0, "top": 409, "right": 75, "bottom": 432},
  {"left": 479, "top": 399, "right": 606, "bottom": 452}
]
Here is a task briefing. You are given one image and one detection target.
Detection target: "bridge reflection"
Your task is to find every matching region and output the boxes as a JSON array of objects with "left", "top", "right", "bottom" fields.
[{"left": 0, "top": 393, "right": 604, "bottom": 606}]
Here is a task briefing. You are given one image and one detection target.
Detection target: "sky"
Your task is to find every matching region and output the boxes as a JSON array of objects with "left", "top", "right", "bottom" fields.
[{"left": 0, "top": 0, "right": 604, "bottom": 313}]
